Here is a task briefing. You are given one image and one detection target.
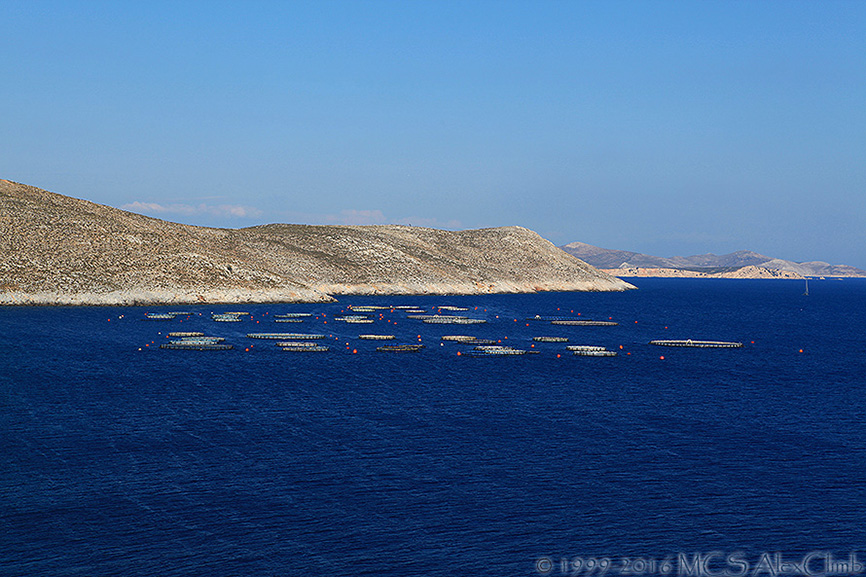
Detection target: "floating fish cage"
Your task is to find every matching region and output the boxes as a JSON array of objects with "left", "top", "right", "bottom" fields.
[
  {"left": 224, "top": 312, "right": 250, "bottom": 316},
  {"left": 144, "top": 313, "right": 175, "bottom": 320},
  {"left": 160, "top": 343, "right": 233, "bottom": 351},
  {"left": 533, "top": 336, "right": 569, "bottom": 343},
  {"left": 247, "top": 333, "right": 326, "bottom": 340},
  {"left": 404, "top": 310, "right": 427, "bottom": 314},
  {"left": 358, "top": 334, "right": 396, "bottom": 340},
  {"left": 526, "top": 315, "right": 570, "bottom": 321},
  {"left": 280, "top": 345, "right": 330, "bottom": 352},
  {"left": 421, "top": 315, "right": 478, "bottom": 324},
  {"left": 274, "top": 313, "right": 312, "bottom": 318},
  {"left": 168, "top": 332, "right": 205, "bottom": 337},
  {"left": 566, "top": 345, "right": 607, "bottom": 351},
  {"left": 441, "top": 337, "right": 498, "bottom": 345},
  {"left": 469, "top": 346, "right": 535, "bottom": 356},
  {"left": 334, "top": 315, "right": 371, "bottom": 322},
  {"left": 573, "top": 349, "right": 617, "bottom": 357},
  {"left": 345, "top": 319, "right": 374, "bottom": 324},
  {"left": 649, "top": 339, "right": 743, "bottom": 348},
  {"left": 276, "top": 341, "right": 322, "bottom": 348},
  {"left": 437, "top": 306, "right": 469, "bottom": 311},
  {"left": 551, "top": 320, "right": 618, "bottom": 326},
  {"left": 212, "top": 313, "right": 244, "bottom": 322},
  {"left": 172, "top": 337, "right": 225, "bottom": 344},
  {"left": 166, "top": 312, "right": 193, "bottom": 316},
  {"left": 407, "top": 314, "right": 436, "bottom": 320},
  {"left": 466, "top": 350, "right": 524, "bottom": 356},
  {"left": 274, "top": 318, "right": 304, "bottom": 323},
  {"left": 377, "top": 344, "right": 425, "bottom": 353}
]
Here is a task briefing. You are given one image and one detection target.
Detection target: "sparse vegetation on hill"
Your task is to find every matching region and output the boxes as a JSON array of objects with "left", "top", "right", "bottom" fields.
[{"left": 1, "top": 180, "right": 631, "bottom": 305}]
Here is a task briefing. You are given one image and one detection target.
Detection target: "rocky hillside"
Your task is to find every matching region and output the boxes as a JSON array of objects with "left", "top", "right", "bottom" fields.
[
  {"left": 600, "top": 266, "right": 804, "bottom": 279},
  {"left": 0, "top": 180, "right": 632, "bottom": 305},
  {"left": 562, "top": 241, "right": 866, "bottom": 278}
]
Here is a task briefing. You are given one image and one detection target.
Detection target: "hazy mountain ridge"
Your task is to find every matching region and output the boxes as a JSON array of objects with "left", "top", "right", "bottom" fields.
[
  {"left": 560, "top": 241, "right": 866, "bottom": 278},
  {"left": 0, "top": 180, "right": 632, "bottom": 305}
]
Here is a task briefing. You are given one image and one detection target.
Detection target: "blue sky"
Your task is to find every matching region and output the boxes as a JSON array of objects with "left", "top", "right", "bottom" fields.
[{"left": 3, "top": 1, "right": 865, "bottom": 267}]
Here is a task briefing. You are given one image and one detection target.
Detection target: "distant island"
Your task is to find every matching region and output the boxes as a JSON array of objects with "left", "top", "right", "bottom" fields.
[
  {"left": 560, "top": 241, "right": 866, "bottom": 279},
  {"left": 0, "top": 180, "right": 632, "bottom": 306}
]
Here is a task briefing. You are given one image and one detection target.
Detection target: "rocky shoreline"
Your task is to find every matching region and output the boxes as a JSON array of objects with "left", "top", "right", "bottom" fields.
[
  {"left": 565, "top": 240, "right": 865, "bottom": 278},
  {"left": 602, "top": 265, "right": 804, "bottom": 279}
]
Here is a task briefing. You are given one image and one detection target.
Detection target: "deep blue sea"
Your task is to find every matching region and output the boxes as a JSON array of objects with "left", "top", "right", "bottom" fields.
[{"left": 1, "top": 279, "right": 864, "bottom": 577}]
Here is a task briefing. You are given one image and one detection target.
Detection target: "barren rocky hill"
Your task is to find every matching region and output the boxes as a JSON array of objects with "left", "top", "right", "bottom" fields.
[
  {"left": 599, "top": 265, "right": 804, "bottom": 279},
  {"left": 0, "top": 180, "right": 632, "bottom": 305},
  {"left": 562, "top": 241, "right": 866, "bottom": 278}
]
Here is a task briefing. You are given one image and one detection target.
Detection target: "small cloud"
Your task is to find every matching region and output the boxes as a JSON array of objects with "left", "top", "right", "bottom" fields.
[
  {"left": 214, "top": 204, "right": 262, "bottom": 218},
  {"left": 396, "top": 216, "right": 462, "bottom": 230},
  {"left": 122, "top": 201, "right": 262, "bottom": 220},
  {"left": 122, "top": 201, "right": 179, "bottom": 214}
]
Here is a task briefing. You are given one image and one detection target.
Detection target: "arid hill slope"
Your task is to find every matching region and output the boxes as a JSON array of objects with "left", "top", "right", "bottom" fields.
[
  {"left": 561, "top": 241, "right": 866, "bottom": 278},
  {"left": 0, "top": 180, "right": 632, "bottom": 305}
]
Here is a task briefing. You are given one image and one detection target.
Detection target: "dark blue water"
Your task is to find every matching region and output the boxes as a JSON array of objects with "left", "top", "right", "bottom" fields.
[{"left": 1, "top": 279, "right": 864, "bottom": 576}]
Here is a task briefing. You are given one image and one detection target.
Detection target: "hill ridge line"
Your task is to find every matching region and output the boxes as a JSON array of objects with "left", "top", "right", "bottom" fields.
[{"left": 1, "top": 181, "right": 632, "bottom": 305}]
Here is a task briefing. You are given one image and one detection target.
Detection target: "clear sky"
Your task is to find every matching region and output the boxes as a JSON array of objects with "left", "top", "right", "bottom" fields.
[{"left": 2, "top": 1, "right": 865, "bottom": 267}]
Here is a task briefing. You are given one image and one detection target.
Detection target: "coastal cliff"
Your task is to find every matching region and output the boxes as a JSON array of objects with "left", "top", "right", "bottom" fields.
[{"left": 0, "top": 180, "right": 633, "bottom": 305}]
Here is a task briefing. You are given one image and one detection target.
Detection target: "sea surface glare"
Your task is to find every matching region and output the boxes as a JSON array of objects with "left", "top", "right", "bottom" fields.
[{"left": 1, "top": 278, "right": 864, "bottom": 576}]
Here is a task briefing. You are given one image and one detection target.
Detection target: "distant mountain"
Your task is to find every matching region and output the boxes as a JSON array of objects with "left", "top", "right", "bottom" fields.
[
  {"left": 560, "top": 241, "right": 866, "bottom": 278},
  {"left": 0, "top": 180, "right": 632, "bottom": 305}
]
